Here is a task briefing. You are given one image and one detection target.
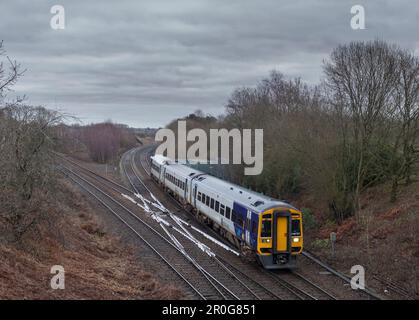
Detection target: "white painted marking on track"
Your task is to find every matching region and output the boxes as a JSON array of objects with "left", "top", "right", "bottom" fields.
[
  {"left": 120, "top": 190, "right": 233, "bottom": 257},
  {"left": 122, "top": 148, "right": 240, "bottom": 261}
]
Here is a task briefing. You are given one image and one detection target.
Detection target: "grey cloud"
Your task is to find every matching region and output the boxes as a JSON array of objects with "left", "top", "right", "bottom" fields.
[{"left": 1, "top": 0, "right": 418, "bottom": 127}]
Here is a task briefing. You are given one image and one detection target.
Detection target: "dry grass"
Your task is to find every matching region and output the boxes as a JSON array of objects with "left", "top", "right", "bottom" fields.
[
  {"left": 304, "top": 182, "right": 419, "bottom": 299},
  {"left": 0, "top": 179, "right": 184, "bottom": 300}
]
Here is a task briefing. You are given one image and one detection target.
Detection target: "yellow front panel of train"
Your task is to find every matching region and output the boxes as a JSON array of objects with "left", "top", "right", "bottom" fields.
[{"left": 276, "top": 216, "right": 288, "bottom": 252}]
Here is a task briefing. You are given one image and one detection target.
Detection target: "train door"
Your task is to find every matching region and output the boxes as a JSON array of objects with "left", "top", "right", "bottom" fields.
[
  {"left": 161, "top": 167, "right": 166, "bottom": 185},
  {"left": 183, "top": 179, "right": 188, "bottom": 202},
  {"left": 193, "top": 184, "right": 197, "bottom": 207},
  {"left": 273, "top": 211, "right": 291, "bottom": 253},
  {"left": 250, "top": 212, "right": 258, "bottom": 249},
  {"left": 245, "top": 210, "right": 258, "bottom": 249},
  {"left": 245, "top": 210, "right": 251, "bottom": 244},
  {"left": 233, "top": 203, "right": 247, "bottom": 241}
]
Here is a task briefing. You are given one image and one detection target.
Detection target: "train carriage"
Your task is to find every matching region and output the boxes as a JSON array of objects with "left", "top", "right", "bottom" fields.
[{"left": 150, "top": 155, "right": 303, "bottom": 269}]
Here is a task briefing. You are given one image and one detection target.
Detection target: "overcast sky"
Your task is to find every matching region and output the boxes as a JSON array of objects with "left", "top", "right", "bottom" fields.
[{"left": 1, "top": 0, "right": 418, "bottom": 127}]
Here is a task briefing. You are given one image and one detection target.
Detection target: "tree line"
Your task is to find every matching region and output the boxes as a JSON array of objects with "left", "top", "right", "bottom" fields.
[
  {"left": 0, "top": 42, "right": 65, "bottom": 243},
  {"left": 55, "top": 122, "right": 137, "bottom": 164},
  {"left": 169, "top": 40, "right": 418, "bottom": 222},
  {"left": 0, "top": 42, "right": 137, "bottom": 244}
]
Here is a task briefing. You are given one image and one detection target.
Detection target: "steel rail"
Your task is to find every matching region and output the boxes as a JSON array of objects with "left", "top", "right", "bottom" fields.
[
  {"left": 59, "top": 167, "right": 206, "bottom": 300},
  {"left": 60, "top": 165, "right": 238, "bottom": 300}
]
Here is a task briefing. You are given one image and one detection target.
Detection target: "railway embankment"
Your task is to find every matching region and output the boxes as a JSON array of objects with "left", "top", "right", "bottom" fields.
[{"left": 0, "top": 178, "right": 184, "bottom": 299}]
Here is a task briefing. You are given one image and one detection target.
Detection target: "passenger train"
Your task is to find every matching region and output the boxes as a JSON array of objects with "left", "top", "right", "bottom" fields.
[{"left": 150, "top": 154, "right": 303, "bottom": 269}]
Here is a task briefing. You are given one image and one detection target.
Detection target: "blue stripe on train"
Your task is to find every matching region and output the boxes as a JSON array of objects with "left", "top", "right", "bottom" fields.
[{"left": 233, "top": 202, "right": 258, "bottom": 249}]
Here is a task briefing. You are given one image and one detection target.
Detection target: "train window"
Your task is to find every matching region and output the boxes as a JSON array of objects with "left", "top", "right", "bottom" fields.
[
  {"left": 215, "top": 201, "right": 219, "bottom": 212},
  {"left": 226, "top": 207, "right": 231, "bottom": 219},
  {"left": 220, "top": 204, "right": 225, "bottom": 216},
  {"left": 202, "top": 194, "right": 206, "bottom": 203},
  {"left": 261, "top": 220, "right": 272, "bottom": 237},
  {"left": 197, "top": 192, "right": 202, "bottom": 201},
  {"left": 291, "top": 220, "right": 301, "bottom": 236},
  {"left": 205, "top": 195, "right": 210, "bottom": 206},
  {"left": 210, "top": 198, "right": 215, "bottom": 209}
]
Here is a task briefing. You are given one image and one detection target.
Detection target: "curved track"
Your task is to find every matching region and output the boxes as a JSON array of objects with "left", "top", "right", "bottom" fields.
[
  {"left": 125, "top": 146, "right": 340, "bottom": 300},
  {"left": 57, "top": 146, "right": 382, "bottom": 300}
]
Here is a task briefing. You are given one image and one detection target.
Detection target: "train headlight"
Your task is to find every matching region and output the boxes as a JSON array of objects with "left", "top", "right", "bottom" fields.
[
  {"left": 293, "top": 237, "right": 299, "bottom": 243},
  {"left": 261, "top": 238, "right": 271, "bottom": 243}
]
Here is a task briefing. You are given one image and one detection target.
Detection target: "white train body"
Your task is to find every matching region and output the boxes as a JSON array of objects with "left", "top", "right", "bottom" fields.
[{"left": 149, "top": 154, "right": 303, "bottom": 269}]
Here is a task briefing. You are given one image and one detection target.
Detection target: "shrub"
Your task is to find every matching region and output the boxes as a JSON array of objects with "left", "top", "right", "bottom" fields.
[{"left": 301, "top": 207, "right": 317, "bottom": 230}]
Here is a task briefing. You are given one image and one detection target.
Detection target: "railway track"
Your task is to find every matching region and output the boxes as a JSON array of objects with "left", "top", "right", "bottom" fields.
[
  {"left": 58, "top": 154, "right": 286, "bottom": 299},
  {"left": 57, "top": 146, "right": 378, "bottom": 300},
  {"left": 301, "top": 250, "right": 383, "bottom": 300},
  {"left": 128, "top": 146, "right": 340, "bottom": 300},
  {"left": 130, "top": 146, "right": 394, "bottom": 301},
  {"left": 59, "top": 164, "right": 232, "bottom": 299},
  {"left": 372, "top": 275, "right": 416, "bottom": 300},
  {"left": 120, "top": 149, "right": 287, "bottom": 300}
]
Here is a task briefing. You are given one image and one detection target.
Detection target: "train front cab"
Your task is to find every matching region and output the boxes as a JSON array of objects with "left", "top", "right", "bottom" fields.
[{"left": 257, "top": 208, "right": 303, "bottom": 269}]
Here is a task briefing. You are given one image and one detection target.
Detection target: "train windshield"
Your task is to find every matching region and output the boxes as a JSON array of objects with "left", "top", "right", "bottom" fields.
[
  {"left": 291, "top": 219, "right": 301, "bottom": 236},
  {"left": 261, "top": 220, "right": 272, "bottom": 237}
]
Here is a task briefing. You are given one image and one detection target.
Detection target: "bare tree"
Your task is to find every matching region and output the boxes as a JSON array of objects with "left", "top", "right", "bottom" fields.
[
  {"left": 0, "top": 41, "right": 25, "bottom": 99},
  {"left": 0, "top": 104, "right": 64, "bottom": 243},
  {"left": 79, "top": 122, "right": 136, "bottom": 163},
  {"left": 324, "top": 40, "right": 400, "bottom": 216},
  {"left": 388, "top": 49, "right": 419, "bottom": 201}
]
